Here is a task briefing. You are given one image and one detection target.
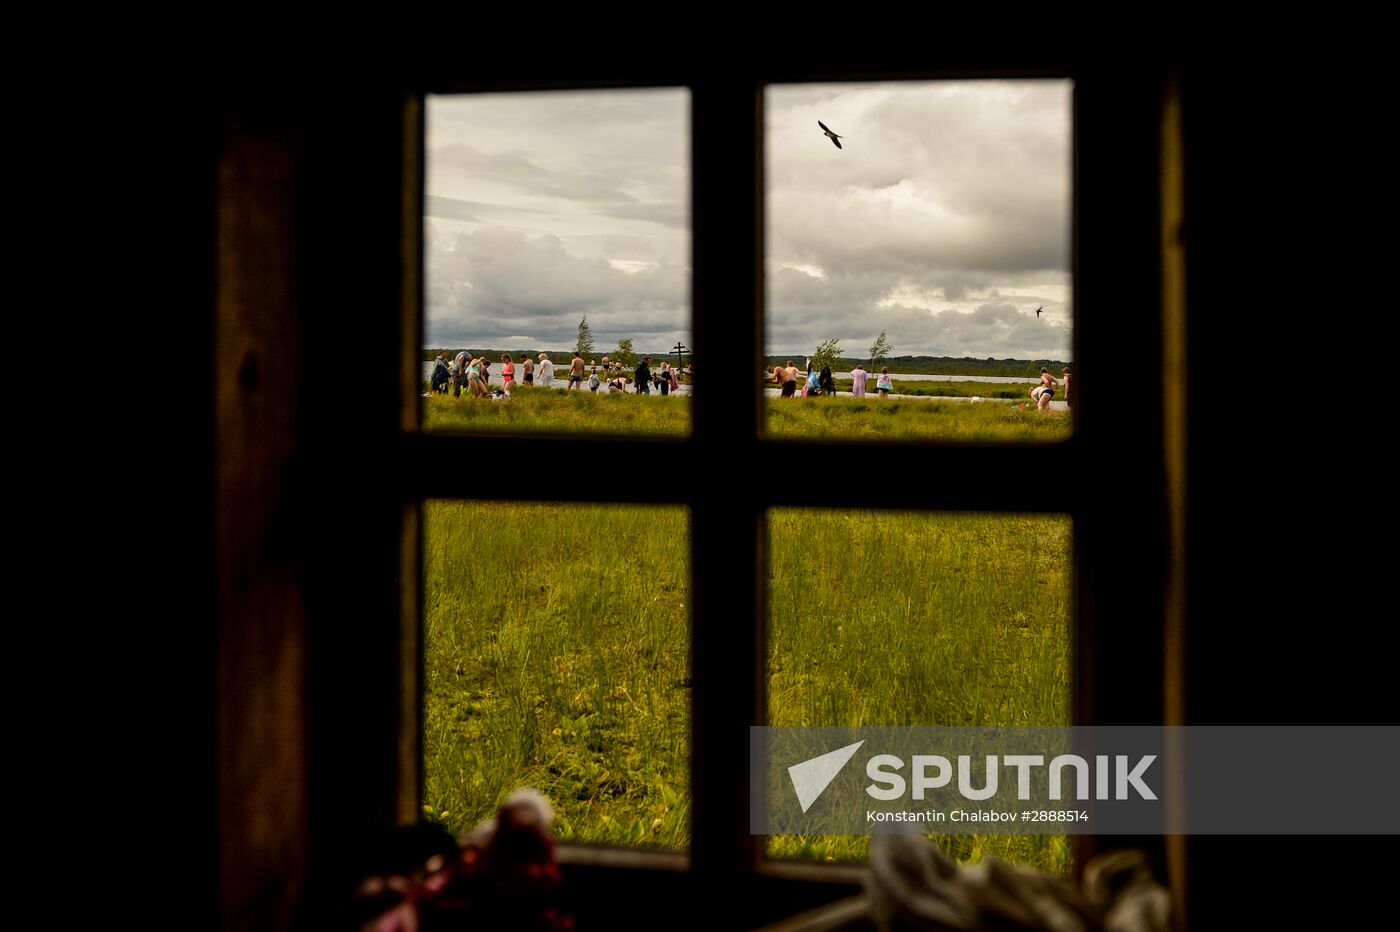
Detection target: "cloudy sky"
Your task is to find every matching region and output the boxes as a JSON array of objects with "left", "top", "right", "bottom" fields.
[{"left": 426, "top": 80, "right": 1072, "bottom": 359}]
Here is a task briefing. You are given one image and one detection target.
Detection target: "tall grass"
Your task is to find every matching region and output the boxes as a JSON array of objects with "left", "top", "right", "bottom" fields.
[
  {"left": 423, "top": 389, "right": 689, "bottom": 436},
  {"left": 422, "top": 390, "right": 1070, "bottom": 444},
  {"left": 766, "top": 509, "right": 1072, "bottom": 870},
  {"left": 421, "top": 404, "right": 1073, "bottom": 872},
  {"left": 767, "top": 396, "right": 1070, "bottom": 443},
  {"left": 423, "top": 502, "right": 691, "bottom": 848}
]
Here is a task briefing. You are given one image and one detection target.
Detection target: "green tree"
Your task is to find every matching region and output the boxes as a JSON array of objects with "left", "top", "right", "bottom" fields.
[
  {"left": 868, "top": 329, "right": 893, "bottom": 369},
  {"left": 614, "top": 338, "right": 636, "bottom": 368},
  {"left": 810, "top": 338, "right": 844, "bottom": 374},
  {"left": 576, "top": 316, "right": 596, "bottom": 358}
]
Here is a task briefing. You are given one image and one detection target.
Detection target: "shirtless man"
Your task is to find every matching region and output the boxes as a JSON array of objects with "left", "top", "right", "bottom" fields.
[
  {"left": 521, "top": 354, "right": 534, "bottom": 388},
  {"left": 780, "top": 360, "right": 801, "bottom": 399},
  {"left": 569, "top": 353, "right": 585, "bottom": 390},
  {"left": 1032, "top": 367, "right": 1058, "bottom": 412}
]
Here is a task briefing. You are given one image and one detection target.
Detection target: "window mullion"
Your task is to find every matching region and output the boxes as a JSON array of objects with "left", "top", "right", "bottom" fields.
[{"left": 688, "top": 74, "right": 765, "bottom": 899}]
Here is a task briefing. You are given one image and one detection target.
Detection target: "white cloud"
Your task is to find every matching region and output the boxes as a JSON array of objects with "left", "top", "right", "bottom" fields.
[{"left": 424, "top": 81, "right": 1072, "bottom": 359}]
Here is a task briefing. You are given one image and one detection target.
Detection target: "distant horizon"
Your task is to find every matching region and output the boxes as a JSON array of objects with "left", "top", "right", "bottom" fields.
[{"left": 422, "top": 346, "right": 1072, "bottom": 365}]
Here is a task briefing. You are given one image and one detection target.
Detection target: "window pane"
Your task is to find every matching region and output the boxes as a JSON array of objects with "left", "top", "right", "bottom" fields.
[
  {"left": 766, "top": 509, "right": 1072, "bottom": 871},
  {"left": 765, "top": 81, "right": 1073, "bottom": 441},
  {"left": 423, "top": 89, "right": 691, "bottom": 436},
  {"left": 423, "top": 501, "right": 690, "bottom": 849}
]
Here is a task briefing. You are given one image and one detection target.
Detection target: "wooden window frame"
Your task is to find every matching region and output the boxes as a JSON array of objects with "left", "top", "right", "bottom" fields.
[{"left": 214, "top": 57, "right": 1184, "bottom": 930}]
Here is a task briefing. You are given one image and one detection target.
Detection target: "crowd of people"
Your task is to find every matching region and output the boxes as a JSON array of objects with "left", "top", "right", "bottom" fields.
[
  {"left": 430, "top": 351, "right": 691, "bottom": 398},
  {"left": 761, "top": 360, "right": 1073, "bottom": 412},
  {"left": 763, "top": 360, "right": 895, "bottom": 399}
]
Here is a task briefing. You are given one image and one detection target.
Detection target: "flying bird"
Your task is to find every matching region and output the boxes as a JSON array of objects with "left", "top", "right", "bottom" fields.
[
  {"left": 1035, "top": 305, "right": 1044, "bottom": 318},
  {"left": 818, "top": 120, "right": 843, "bottom": 149}
]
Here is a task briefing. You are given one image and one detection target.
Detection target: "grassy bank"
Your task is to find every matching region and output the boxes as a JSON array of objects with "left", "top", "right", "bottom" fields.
[
  {"left": 423, "top": 390, "right": 1070, "bottom": 443},
  {"left": 424, "top": 500, "right": 1071, "bottom": 872},
  {"left": 766, "top": 396, "right": 1070, "bottom": 443}
]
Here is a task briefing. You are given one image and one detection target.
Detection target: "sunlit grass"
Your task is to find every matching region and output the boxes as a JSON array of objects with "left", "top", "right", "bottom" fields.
[
  {"left": 423, "top": 502, "right": 691, "bottom": 849},
  {"left": 423, "top": 388, "right": 689, "bottom": 436},
  {"left": 766, "top": 396, "right": 1070, "bottom": 442},
  {"left": 422, "top": 389, "right": 1071, "bottom": 444},
  {"left": 766, "top": 509, "right": 1072, "bottom": 870},
  {"left": 421, "top": 402, "right": 1072, "bottom": 872}
]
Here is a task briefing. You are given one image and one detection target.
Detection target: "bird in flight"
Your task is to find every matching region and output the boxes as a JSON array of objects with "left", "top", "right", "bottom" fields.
[
  {"left": 1035, "top": 305, "right": 1044, "bottom": 318},
  {"left": 818, "top": 120, "right": 843, "bottom": 149}
]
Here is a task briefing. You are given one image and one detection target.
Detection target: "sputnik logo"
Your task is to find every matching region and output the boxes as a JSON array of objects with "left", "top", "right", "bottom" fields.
[{"left": 787, "top": 740, "right": 865, "bottom": 813}]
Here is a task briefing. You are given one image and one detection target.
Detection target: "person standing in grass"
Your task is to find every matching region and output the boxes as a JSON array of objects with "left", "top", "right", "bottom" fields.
[
  {"left": 781, "top": 360, "right": 800, "bottom": 398},
  {"left": 588, "top": 365, "right": 600, "bottom": 393},
  {"left": 635, "top": 356, "right": 652, "bottom": 395},
  {"left": 501, "top": 354, "right": 515, "bottom": 394},
  {"left": 537, "top": 353, "right": 555, "bottom": 388},
  {"left": 431, "top": 351, "right": 451, "bottom": 393},
  {"left": 850, "top": 363, "right": 868, "bottom": 398},
  {"left": 521, "top": 354, "right": 534, "bottom": 388},
  {"left": 568, "top": 353, "right": 585, "bottom": 390},
  {"left": 452, "top": 350, "right": 471, "bottom": 398},
  {"left": 876, "top": 367, "right": 893, "bottom": 399},
  {"left": 1062, "top": 367, "right": 1073, "bottom": 408},
  {"left": 819, "top": 366, "right": 836, "bottom": 397},
  {"left": 465, "top": 354, "right": 484, "bottom": 398},
  {"left": 1034, "top": 367, "right": 1058, "bottom": 413}
]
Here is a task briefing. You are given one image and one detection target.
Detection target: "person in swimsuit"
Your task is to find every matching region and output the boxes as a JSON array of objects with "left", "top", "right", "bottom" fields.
[
  {"left": 501, "top": 354, "right": 515, "bottom": 394},
  {"left": 1034, "top": 367, "right": 1058, "bottom": 413},
  {"left": 568, "top": 353, "right": 585, "bottom": 389},
  {"left": 521, "top": 355, "right": 534, "bottom": 387},
  {"left": 465, "top": 357, "right": 484, "bottom": 398},
  {"left": 607, "top": 377, "right": 631, "bottom": 393},
  {"left": 1062, "top": 367, "right": 1073, "bottom": 408}
]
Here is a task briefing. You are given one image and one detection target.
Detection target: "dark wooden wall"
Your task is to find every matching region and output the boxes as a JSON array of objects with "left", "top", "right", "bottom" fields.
[{"left": 132, "top": 40, "right": 1390, "bottom": 931}]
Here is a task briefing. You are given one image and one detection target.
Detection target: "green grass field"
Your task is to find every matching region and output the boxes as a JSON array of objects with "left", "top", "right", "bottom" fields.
[
  {"left": 424, "top": 497, "right": 1072, "bottom": 870},
  {"left": 423, "top": 390, "right": 1070, "bottom": 443},
  {"left": 766, "top": 509, "right": 1071, "bottom": 869}
]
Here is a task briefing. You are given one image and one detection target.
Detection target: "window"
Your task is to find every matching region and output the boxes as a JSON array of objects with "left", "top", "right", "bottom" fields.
[
  {"left": 764, "top": 80, "right": 1074, "bottom": 443},
  {"left": 421, "top": 88, "right": 692, "bottom": 437},
  {"left": 395, "top": 66, "right": 1177, "bottom": 927},
  {"left": 212, "top": 58, "right": 1185, "bottom": 929}
]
